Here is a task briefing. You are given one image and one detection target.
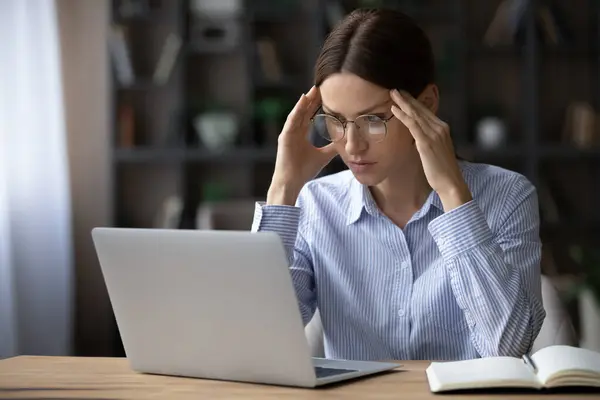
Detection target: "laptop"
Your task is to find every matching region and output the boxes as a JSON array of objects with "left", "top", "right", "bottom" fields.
[{"left": 91, "top": 227, "right": 400, "bottom": 388}]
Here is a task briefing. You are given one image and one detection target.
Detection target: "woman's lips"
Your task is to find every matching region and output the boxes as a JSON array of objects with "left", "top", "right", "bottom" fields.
[{"left": 348, "top": 161, "right": 376, "bottom": 173}]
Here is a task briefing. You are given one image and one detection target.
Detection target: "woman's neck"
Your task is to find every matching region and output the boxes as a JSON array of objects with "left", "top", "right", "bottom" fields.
[{"left": 369, "top": 161, "right": 432, "bottom": 228}]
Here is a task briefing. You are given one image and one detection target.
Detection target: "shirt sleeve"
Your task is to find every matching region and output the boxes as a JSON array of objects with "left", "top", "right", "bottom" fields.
[
  {"left": 427, "top": 174, "right": 546, "bottom": 358},
  {"left": 251, "top": 201, "right": 316, "bottom": 326}
]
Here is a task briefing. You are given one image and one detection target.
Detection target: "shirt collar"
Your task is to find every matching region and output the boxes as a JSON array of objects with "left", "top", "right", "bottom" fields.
[
  {"left": 412, "top": 189, "right": 444, "bottom": 220},
  {"left": 346, "top": 178, "right": 379, "bottom": 225},
  {"left": 345, "top": 177, "right": 444, "bottom": 226}
]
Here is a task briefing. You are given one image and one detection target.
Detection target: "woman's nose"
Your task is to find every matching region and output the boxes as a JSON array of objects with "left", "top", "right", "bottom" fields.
[{"left": 344, "top": 124, "right": 368, "bottom": 156}]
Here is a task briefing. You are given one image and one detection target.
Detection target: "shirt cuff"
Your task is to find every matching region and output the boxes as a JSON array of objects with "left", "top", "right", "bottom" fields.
[
  {"left": 428, "top": 200, "right": 493, "bottom": 260},
  {"left": 251, "top": 201, "right": 301, "bottom": 250}
]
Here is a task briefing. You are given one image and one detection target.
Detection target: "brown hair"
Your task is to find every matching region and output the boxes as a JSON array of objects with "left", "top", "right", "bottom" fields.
[{"left": 314, "top": 8, "right": 435, "bottom": 98}]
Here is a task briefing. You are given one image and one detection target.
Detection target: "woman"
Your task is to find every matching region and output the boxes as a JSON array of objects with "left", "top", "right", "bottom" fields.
[{"left": 251, "top": 8, "right": 545, "bottom": 361}]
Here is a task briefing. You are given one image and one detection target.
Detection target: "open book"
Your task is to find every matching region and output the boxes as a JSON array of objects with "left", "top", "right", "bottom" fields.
[{"left": 426, "top": 345, "right": 600, "bottom": 393}]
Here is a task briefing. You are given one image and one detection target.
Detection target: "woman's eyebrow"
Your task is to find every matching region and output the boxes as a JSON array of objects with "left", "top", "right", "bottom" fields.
[{"left": 322, "top": 99, "right": 391, "bottom": 116}]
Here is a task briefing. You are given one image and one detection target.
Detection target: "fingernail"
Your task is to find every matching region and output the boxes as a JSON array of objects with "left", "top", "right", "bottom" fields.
[{"left": 392, "top": 89, "right": 400, "bottom": 96}]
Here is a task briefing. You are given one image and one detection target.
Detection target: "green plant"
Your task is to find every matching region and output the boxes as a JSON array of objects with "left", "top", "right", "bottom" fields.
[
  {"left": 253, "top": 97, "right": 292, "bottom": 123},
  {"left": 569, "top": 245, "right": 600, "bottom": 307},
  {"left": 357, "top": 0, "right": 385, "bottom": 6},
  {"left": 202, "top": 181, "right": 229, "bottom": 202}
]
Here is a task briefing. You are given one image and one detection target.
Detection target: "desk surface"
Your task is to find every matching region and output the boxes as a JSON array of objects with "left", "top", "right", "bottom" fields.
[{"left": 0, "top": 356, "right": 596, "bottom": 399}]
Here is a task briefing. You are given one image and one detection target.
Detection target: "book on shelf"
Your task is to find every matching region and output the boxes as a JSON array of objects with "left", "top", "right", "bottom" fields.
[
  {"left": 426, "top": 345, "right": 600, "bottom": 393},
  {"left": 483, "top": 0, "right": 572, "bottom": 47},
  {"left": 562, "top": 102, "right": 599, "bottom": 149},
  {"left": 153, "top": 196, "right": 183, "bottom": 229},
  {"left": 152, "top": 33, "right": 182, "bottom": 85},
  {"left": 109, "top": 25, "right": 135, "bottom": 85},
  {"left": 118, "top": 103, "right": 136, "bottom": 147},
  {"left": 255, "top": 38, "right": 283, "bottom": 83}
]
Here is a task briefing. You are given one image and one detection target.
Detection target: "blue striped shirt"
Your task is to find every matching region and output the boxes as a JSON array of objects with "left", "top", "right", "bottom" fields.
[{"left": 251, "top": 161, "right": 546, "bottom": 361}]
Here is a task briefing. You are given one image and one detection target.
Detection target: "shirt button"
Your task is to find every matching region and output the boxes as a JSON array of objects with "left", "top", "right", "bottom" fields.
[
  {"left": 439, "top": 237, "right": 447, "bottom": 246},
  {"left": 400, "top": 261, "right": 409, "bottom": 269},
  {"left": 397, "top": 309, "right": 405, "bottom": 317}
]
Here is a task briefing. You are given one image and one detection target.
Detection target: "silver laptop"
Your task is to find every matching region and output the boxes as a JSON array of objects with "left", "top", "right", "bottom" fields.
[{"left": 91, "top": 227, "right": 400, "bottom": 388}]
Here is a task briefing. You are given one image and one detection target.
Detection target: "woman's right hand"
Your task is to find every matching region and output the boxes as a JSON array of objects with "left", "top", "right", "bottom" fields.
[{"left": 267, "top": 86, "right": 338, "bottom": 206}]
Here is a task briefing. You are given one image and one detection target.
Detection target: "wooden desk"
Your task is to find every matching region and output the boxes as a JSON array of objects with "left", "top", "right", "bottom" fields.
[{"left": 0, "top": 356, "right": 595, "bottom": 399}]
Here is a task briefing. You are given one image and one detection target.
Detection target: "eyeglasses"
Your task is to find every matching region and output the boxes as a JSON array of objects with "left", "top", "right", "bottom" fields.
[{"left": 310, "top": 111, "right": 394, "bottom": 143}]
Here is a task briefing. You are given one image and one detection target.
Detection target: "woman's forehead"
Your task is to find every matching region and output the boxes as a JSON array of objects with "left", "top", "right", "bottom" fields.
[{"left": 320, "top": 73, "right": 390, "bottom": 116}]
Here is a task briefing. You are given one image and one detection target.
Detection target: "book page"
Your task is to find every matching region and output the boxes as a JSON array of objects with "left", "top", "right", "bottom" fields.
[
  {"left": 532, "top": 346, "right": 600, "bottom": 386},
  {"left": 426, "top": 357, "right": 540, "bottom": 392}
]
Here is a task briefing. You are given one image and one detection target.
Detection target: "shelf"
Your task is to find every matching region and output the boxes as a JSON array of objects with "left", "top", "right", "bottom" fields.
[
  {"left": 455, "top": 145, "right": 600, "bottom": 161},
  {"left": 254, "top": 75, "right": 302, "bottom": 91},
  {"left": 456, "top": 144, "right": 524, "bottom": 160},
  {"left": 403, "top": 8, "right": 458, "bottom": 24},
  {"left": 113, "top": 11, "right": 163, "bottom": 23},
  {"left": 467, "top": 44, "right": 522, "bottom": 57},
  {"left": 250, "top": 7, "right": 302, "bottom": 23},
  {"left": 185, "top": 43, "right": 241, "bottom": 55},
  {"left": 542, "top": 220, "right": 600, "bottom": 236},
  {"left": 540, "top": 45, "right": 595, "bottom": 58},
  {"left": 539, "top": 145, "right": 600, "bottom": 159},
  {"left": 114, "top": 146, "right": 278, "bottom": 163},
  {"left": 116, "top": 80, "right": 164, "bottom": 91}
]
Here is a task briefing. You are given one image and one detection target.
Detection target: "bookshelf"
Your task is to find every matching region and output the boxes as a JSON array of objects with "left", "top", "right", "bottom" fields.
[{"left": 107, "top": 0, "right": 600, "bottom": 355}]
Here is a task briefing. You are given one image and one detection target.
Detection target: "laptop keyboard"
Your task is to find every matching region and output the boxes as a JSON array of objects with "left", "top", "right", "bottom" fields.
[{"left": 314, "top": 366, "right": 358, "bottom": 378}]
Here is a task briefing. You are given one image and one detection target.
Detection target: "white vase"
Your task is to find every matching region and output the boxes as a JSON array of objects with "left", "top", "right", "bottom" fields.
[
  {"left": 579, "top": 289, "right": 600, "bottom": 352},
  {"left": 475, "top": 117, "right": 506, "bottom": 150},
  {"left": 194, "top": 112, "right": 238, "bottom": 152}
]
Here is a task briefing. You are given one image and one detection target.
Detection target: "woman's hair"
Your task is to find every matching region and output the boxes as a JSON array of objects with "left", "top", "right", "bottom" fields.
[{"left": 314, "top": 8, "right": 435, "bottom": 97}]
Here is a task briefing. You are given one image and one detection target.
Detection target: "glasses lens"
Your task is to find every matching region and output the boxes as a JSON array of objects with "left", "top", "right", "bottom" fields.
[
  {"left": 356, "top": 115, "right": 386, "bottom": 139},
  {"left": 313, "top": 115, "right": 344, "bottom": 142}
]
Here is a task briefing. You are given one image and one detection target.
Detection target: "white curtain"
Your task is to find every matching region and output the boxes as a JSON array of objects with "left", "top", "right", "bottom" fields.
[{"left": 0, "top": 0, "right": 73, "bottom": 358}]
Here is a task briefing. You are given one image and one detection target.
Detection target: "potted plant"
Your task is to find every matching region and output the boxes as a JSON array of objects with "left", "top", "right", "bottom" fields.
[
  {"left": 190, "top": 100, "right": 239, "bottom": 152},
  {"left": 569, "top": 245, "right": 600, "bottom": 351},
  {"left": 253, "top": 97, "right": 292, "bottom": 146}
]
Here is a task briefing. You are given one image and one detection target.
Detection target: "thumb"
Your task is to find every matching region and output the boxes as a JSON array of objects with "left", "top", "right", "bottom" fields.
[{"left": 317, "top": 143, "right": 338, "bottom": 162}]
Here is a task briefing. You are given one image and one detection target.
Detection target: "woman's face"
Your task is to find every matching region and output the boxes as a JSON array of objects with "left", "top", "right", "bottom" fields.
[{"left": 318, "top": 72, "right": 420, "bottom": 186}]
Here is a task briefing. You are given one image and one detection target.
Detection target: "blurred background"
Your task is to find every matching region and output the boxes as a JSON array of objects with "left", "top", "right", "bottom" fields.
[{"left": 1, "top": 0, "right": 599, "bottom": 359}]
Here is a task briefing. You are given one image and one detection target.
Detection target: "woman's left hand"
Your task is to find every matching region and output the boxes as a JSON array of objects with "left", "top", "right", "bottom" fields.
[{"left": 390, "top": 89, "right": 472, "bottom": 211}]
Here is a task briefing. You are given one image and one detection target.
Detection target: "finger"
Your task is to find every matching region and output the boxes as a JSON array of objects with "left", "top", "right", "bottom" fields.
[
  {"left": 290, "top": 93, "right": 309, "bottom": 116},
  {"left": 390, "top": 89, "right": 437, "bottom": 137},
  {"left": 305, "top": 86, "right": 322, "bottom": 116},
  {"left": 391, "top": 89, "right": 441, "bottom": 129},
  {"left": 317, "top": 142, "right": 338, "bottom": 158},
  {"left": 397, "top": 89, "right": 440, "bottom": 125},
  {"left": 398, "top": 95, "right": 449, "bottom": 137},
  {"left": 315, "top": 143, "right": 338, "bottom": 167},
  {"left": 284, "top": 93, "right": 311, "bottom": 131},
  {"left": 390, "top": 89, "right": 424, "bottom": 122},
  {"left": 391, "top": 104, "right": 428, "bottom": 143},
  {"left": 305, "top": 85, "right": 320, "bottom": 103}
]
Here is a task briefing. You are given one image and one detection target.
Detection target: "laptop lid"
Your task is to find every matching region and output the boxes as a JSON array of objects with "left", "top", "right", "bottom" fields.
[{"left": 91, "top": 227, "right": 317, "bottom": 387}]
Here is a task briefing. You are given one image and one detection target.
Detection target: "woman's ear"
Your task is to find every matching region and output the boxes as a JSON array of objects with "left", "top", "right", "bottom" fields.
[{"left": 418, "top": 84, "right": 439, "bottom": 114}]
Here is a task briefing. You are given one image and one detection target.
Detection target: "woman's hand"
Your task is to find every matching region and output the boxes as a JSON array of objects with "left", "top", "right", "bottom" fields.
[
  {"left": 390, "top": 89, "right": 471, "bottom": 211},
  {"left": 267, "top": 86, "right": 338, "bottom": 206}
]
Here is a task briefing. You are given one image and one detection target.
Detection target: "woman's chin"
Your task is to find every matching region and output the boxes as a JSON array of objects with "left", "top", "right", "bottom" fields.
[{"left": 350, "top": 170, "right": 385, "bottom": 186}]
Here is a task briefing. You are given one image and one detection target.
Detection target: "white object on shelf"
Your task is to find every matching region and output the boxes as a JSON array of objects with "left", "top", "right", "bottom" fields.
[
  {"left": 190, "top": 0, "right": 243, "bottom": 18},
  {"left": 152, "top": 33, "right": 182, "bottom": 85},
  {"left": 579, "top": 289, "right": 600, "bottom": 352},
  {"left": 475, "top": 117, "right": 507, "bottom": 150},
  {"left": 193, "top": 111, "right": 238, "bottom": 152},
  {"left": 196, "top": 200, "right": 256, "bottom": 230},
  {"left": 153, "top": 196, "right": 183, "bottom": 229}
]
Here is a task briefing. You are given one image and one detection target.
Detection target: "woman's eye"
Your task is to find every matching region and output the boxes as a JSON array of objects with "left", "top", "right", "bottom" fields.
[{"left": 366, "top": 115, "right": 382, "bottom": 122}]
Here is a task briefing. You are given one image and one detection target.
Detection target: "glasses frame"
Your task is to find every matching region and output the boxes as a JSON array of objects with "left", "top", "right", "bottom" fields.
[{"left": 310, "top": 109, "right": 394, "bottom": 143}]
